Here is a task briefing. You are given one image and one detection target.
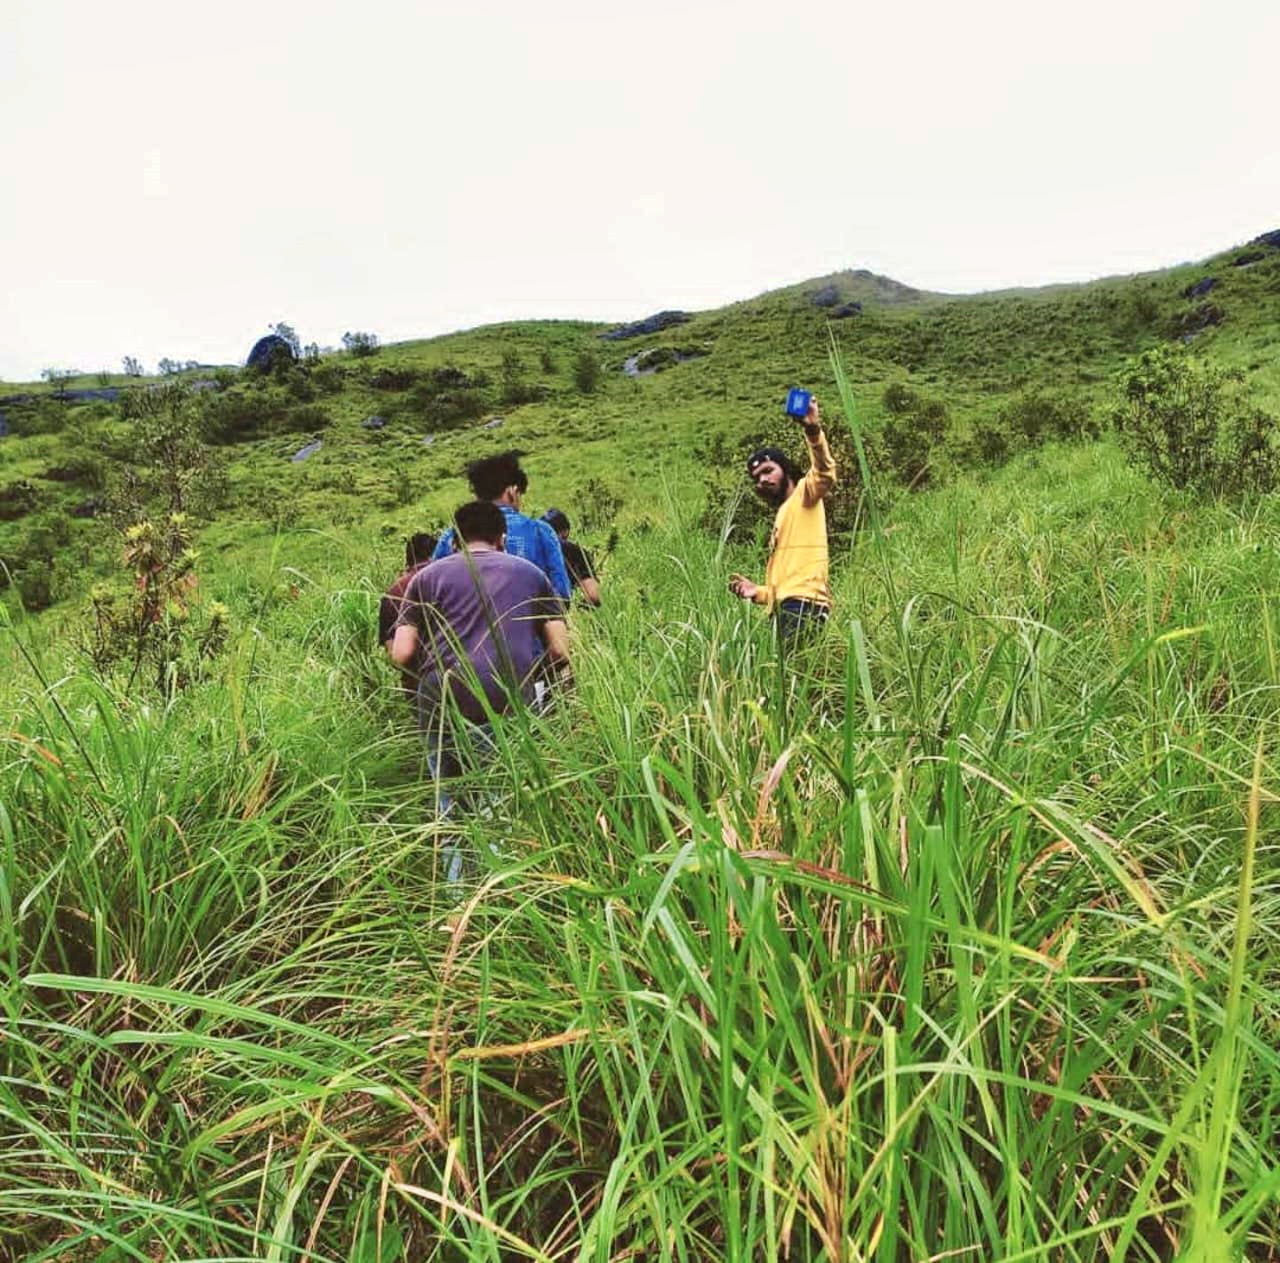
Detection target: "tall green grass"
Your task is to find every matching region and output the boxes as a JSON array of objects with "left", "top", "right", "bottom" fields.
[{"left": 2, "top": 420, "right": 1279, "bottom": 1258}]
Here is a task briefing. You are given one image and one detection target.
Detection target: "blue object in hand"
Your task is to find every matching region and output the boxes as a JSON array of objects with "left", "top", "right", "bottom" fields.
[{"left": 785, "top": 388, "right": 812, "bottom": 419}]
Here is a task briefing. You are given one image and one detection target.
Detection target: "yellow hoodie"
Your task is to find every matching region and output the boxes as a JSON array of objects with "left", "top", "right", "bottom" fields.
[{"left": 753, "top": 427, "right": 837, "bottom": 611}]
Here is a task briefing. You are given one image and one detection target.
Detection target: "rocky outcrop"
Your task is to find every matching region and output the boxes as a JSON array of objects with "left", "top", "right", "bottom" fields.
[{"left": 600, "top": 311, "right": 692, "bottom": 341}]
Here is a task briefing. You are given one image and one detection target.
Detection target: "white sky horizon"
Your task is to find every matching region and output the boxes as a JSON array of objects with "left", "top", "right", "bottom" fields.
[{"left": 3, "top": 0, "right": 1277, "bottom": 382}]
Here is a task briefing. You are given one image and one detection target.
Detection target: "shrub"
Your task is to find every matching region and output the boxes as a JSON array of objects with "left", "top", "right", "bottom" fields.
[
  {"left": 87, "top": 515, "right": 229, "bottom": 692},
  {"left": 0, "top": 481, "right": 41, "bottom": 521},
  {"left": 199, "top": 388, "right": 284, "bottom": 444},
  {"left": 1108, "top": 346, "right": 1280, "bottom": 496},
  {"left": 369, "top": 366, "right": 419, "bottom": 391},
  {"left": 42, "top": 457, "right": 107, "bottom": 490},
  {"left": 999, "top": 389, "right": 1097, "bottom": 447},
  {"left": 410, "top": 388, "right": 489, "bottom": 430},
  {"left": 877, "top": 383, "right": 950, "bottom": 487},
  {"left": 574, "top": 349, "right": 602, "bottom": 395},
  {"left": 341, "top": 330, "right": 380, "bottom": 357},
  {"left": 311, "top": 361, "right": 346, "bottom": 394}
]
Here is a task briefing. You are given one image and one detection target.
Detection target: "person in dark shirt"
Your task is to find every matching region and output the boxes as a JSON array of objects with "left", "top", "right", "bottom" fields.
[
  {"left": 380, "top": 532, "right": 439, "bottom": 698},
  {"left": 390, "top": 502, "right": 570, "bottom": 883},
  {"left": 542, "top": 508, "right": 601, "bottom": 606}
]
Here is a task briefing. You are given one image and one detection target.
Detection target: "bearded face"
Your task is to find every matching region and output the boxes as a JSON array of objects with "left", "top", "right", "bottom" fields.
[{"left": 750, "top": 459, "right": 791, "bottom": 505}]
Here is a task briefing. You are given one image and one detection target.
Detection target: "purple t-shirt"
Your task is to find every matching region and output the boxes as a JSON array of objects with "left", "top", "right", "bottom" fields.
[{"left": 394, "top": 549, "right": 559, "bottom": 724}]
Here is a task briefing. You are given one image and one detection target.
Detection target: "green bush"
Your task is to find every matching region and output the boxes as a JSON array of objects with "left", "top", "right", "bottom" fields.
[
  {"left": 341, "top": 330, "right": 380, "bottom": 357},
  {"left": 999, "top": 389, "right": 1097, "bottom": 447},
  {"left": 411, "top": 388, "right": 490, "bottom": 429},
  {"left": 1108, "top": 346, "right": 1280, "bottom": 496},
  {"left": 877, "top": 383, "right": 950, "bottom": 487},
  {"left": 574, "top": 348, "right": 602, "bottom": 395}
]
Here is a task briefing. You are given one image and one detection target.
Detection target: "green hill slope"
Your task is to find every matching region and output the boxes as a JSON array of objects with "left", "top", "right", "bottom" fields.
[{"left": 3, "top": 229, "right": 1279, "bottom": 615}]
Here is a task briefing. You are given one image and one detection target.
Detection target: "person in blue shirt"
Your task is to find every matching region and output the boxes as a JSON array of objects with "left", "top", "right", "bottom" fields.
[{"left": 431, "top": 451, "right": 572, "bottom": 602}]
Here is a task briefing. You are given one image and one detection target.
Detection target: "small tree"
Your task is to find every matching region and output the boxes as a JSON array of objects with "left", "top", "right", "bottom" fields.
[
  {"left": 574, "top": 348, "right": 602, "bottom": 395},
  {"left": 341, "top": 330, "right": 380, "bottom": 358},
  {"left": 122, "top": 355, "right": 145, "bottom": 377},
  {"left": 1109, "top": 347, "right": 1280, "bottom": 496},
  {"left": 41, "top": 367, "right": 76, "bottom": 400},
  {"left": 157, "top": 357, "right": 180, "bottom": 377}
]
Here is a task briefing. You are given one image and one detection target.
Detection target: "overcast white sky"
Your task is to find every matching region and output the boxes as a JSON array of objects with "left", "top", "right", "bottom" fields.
[{"left": 2, "top": 0, "right": 1277, "bottom": 381}]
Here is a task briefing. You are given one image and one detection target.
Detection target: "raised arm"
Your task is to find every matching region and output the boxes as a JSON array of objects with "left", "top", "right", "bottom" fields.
[{"left": 799, "top": 397, "right": 837, "bottom": 506}]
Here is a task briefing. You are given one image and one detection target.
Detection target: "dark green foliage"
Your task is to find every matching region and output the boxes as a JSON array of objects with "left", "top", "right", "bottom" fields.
[
  {"left": 198, "top": 384, "right": 328, "bottom": 445},
  {"left": 3, "top": 397, "right": 63, "bottom": 436},
  {"left": 311, "top": 360, "right": 347, "bottom": 394},
  {"left": 1109, "top": 346, "right": 1280, "bottom": 496},
  {"left": 878, "top": 382, "right": 950, "bottom": 487},
  {"left": 0, "top": 510, "right": 73, "bottom": 609},
  {"left": 41, "top": 457, "right": 107, "bottom": 490},
  {"left": 408, "top": 386, "right": 489, "bottom": 429},
  {"left": 113, "top": 383, "right": 229, "bottom": 520},
  {"left": 342, "top": 330, "right": 381, "bottom": 357},
  {"left": 0, "top": 480, "right": 41, "bottom": 521},
  {"left": 498, "top": 347, "right": 547, "bottom": 405},
  {"left": 283, "top": 367, "right": 315, "bottom": 403},
  {"left": 998, "top": 388, "right": 1097, "bottom": 447},
  {"left": 574, "top": 348, "right": 602, "bottom": 394},
  {"left": 369, "top": 365, "right": 420, "bottom": 391}
]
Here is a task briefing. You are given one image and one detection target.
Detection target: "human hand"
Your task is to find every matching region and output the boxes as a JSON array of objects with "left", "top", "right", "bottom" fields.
[
  {"left": 728, "top": 574, "right": 758, "bottom": 601},
  {"left": 797, "top": 395, "right": 822, "bottom": 433}
]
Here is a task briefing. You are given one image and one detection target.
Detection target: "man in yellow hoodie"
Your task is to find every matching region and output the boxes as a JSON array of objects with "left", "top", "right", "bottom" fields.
[{"left": 728, "top": 395, "right": 837, "bottom": 637}]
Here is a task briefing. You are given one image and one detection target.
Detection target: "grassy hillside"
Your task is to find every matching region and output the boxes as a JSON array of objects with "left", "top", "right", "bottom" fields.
[
  {"left": 3, "top": 230, "right": 1279, "bottom": 618},
  {"left": 3, "top": 234, "right": 1280, "bottom": 1259}
]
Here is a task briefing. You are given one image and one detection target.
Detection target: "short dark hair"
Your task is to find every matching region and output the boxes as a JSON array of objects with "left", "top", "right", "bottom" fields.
[
  {"left": 467, "top": 451, "right": 527, "bottom": 501},
  {"left": 542, "top": 508, "right": 570, "bottom": 535},
  {"left": 454, "top": 500, "right": 506, "bottom": 546},
  {"left": 406, "top": 532, "right": 437, "bottom": 567}
]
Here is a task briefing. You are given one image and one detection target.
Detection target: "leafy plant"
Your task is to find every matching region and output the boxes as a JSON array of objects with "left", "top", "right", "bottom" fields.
[
  {"left": 342, "top": 330, "right": 381, "bottom": 357},
  {"left": 574, "top": 347, "right": 601, "bottom": 394},
  {"left": 1109, "top": 346, "right": 1280, "bottom": 496},
  {"left": 87, "top": 513, "right": 229, "bottom": 690}
]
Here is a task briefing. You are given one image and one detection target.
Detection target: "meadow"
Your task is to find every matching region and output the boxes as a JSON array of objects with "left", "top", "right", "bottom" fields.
[{"left": 2, "top": 236, "right": 1280, "bottom": 1260}]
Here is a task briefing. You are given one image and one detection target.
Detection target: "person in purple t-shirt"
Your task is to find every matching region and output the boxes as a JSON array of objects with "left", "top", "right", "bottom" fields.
[{"left": 390, "top": 501, "right": 570, "bottom": 881}]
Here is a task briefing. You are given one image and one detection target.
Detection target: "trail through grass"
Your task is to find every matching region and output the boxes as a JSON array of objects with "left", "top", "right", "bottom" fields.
[{"left": 3, "top": 427, "right": 1279, "bottom": 1259}]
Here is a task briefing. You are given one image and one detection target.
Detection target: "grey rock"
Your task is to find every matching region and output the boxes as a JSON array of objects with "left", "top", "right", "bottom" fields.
[
  {"left": 69, "top": 496, "right": 106, "bottom": 519},
  {"left": 1233, "top": 250, "right": 1266, "bottom": 268},
  {"left": 809, "top": 283, "right": 841, "bottom": 308},
  {"left": 247, "top": 334, "right": 296, "bottom": 371},
  {"left": 362, "top": 415, "right": 387, "bottom": 429},
  {"left": 599, "top": 310, "right": 692, "bottom": 341},
  {"left": 422, "top": 434, "right": 436, "bottom": 446},
  {"left": 62, "top": 388, "right": 120, "bottom": 403},
  {"left": 189, "top": 379, "right": 219, "bottom": 393},
  {"left": 831, "top": 301, "right": 863, "bottom": 318},
  {"left": 484, "top": 416, "right": 505, "bottom": 429},
  {"left": 0, "top": 415, "right": 8, "bottom": 438},
  {"left": 291, "top": 439, "right": 322, "bottom": 462},
  {"left": 1182, "top": 277, "right": 1217, "bottom": 299},
  {"left": 1252, "top": 229, "right": 1280, "bottom": 249}
]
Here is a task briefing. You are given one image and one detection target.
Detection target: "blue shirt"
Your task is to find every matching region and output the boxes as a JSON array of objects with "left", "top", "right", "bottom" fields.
[{"left": 433, "top": 505, "right": 572, "bottom": 601}]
